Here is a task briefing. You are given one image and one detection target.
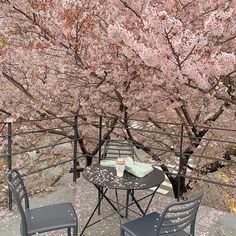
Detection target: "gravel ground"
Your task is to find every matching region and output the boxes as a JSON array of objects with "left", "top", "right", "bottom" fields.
[{"left": 0, "top": 174, "right": 235, "bottom": 236}]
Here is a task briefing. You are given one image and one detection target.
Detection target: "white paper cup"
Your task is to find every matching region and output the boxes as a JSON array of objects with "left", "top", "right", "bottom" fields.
[{"left": 116, "top": 164, "right": 125, "bottom": 177}]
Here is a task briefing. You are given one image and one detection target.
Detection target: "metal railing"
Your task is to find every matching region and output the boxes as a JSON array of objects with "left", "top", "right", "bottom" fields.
[
  {"left": 0, "top": 115, "right": 235, "bottom": 211},
  {"left": 0, "top": 116, "right": 79, "bottom": 210},
  {"left": 97, "top": 116, "right": 236, "bottom": 202}
]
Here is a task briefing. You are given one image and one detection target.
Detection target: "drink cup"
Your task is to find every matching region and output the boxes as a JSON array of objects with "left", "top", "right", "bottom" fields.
[{"left": 116, "top": 158, "right": 125, "bottom": 177}]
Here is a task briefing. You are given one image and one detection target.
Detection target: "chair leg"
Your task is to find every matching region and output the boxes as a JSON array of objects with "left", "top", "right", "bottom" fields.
[
  {"left": 73, "top": 226, "right": 78, "bottom": 236},
  {"left": 21, "top": 231, "right": 28, "bottom": 236},
  {"left": 67, "top": 228, "right": 71, "bottom": 236},
  {"left": 120, "top": 228, "right": 125, "bottom": 236},
  {"left": 190, "top": 221, "right": 196, "bottom": 235}
]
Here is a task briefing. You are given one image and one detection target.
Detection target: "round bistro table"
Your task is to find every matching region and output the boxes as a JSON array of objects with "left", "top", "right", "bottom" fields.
[
  {"left": 80, "top": 163, "right": 165, "bottom": 235},
  {"left": 83, "top": 163, "right": 165, "bottom": 190}
]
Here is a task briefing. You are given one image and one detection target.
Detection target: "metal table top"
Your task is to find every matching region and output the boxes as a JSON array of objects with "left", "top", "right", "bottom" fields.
[{"left": 83, "top": 163, "right": 165, "bottom": 190}]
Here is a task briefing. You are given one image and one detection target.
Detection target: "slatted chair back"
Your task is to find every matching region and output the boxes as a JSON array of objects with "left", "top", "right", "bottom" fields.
[
  {"left": 6, "top": 169, "right": 29, "bottom": 235},
  {"left": 156, "top": 192, "right": 203, "bottom": 235},
  {"left": 103, "top": 140, "right": 135, "bottom": 160}
]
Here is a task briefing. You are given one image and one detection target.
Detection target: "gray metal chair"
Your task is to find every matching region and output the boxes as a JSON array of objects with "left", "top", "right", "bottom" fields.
[
  {"left": 102, "top": 139, "right": 135, "bottom": 160},
  {"left": 99, "top": 140, "right": 136, "bottom": 216},
  {"left": 6, "top": 169, "right": 78, "bottom": 236},
  {"left": 120, "top": 192, "right": 203, "bottom": 236}
]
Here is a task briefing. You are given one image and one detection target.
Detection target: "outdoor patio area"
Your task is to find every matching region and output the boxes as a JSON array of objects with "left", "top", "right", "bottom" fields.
[
  {"left": 0, "top": 173, "right": 235, "bottom": 236},
  {"left": 1, "top": 1, "right": 236, "bottom": 236}
]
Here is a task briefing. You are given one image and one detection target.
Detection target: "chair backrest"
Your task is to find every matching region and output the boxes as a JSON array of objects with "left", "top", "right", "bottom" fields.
[
  {"left": 156, "top": 192, "right": 203, "bottom": 235},
  {"left": 6, "top": 169, "right": 29, "bottom": 234},
  {"left": 102, "top": 140, "right": 135, "bottom": 160}
]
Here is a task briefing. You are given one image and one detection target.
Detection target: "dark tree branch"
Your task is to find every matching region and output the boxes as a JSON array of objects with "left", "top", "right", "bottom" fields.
[
  {"left": 180, "top": 44, "right": 196, "bottom": 66},
  {"left": 164, "top": 30, "right": 181, "bottom": 69},
  {"left": 0, "top": 109, "right": 11, "bottom": 116},
  {"left": 204, "top": 102, "right": 230, "bottom": 124},
  {"left": 214, "top": 94, "right": 236, "bottom": 105},
  {"left": 119, "top": 0, "right": 141, "bottom": 19},
  {"left": 91, "top": 116, "right": 119, "bottom": 156},
  {"left": 2, "top": 71, "right": 36, "bottom": 101}
]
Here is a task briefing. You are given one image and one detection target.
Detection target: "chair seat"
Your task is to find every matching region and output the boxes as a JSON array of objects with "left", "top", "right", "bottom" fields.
[
  {"left": 121, "top": 212, "right": 191, "bottom": 236},
  {"left": 24, "top": 203, "right": 77, "bottom": 235}
]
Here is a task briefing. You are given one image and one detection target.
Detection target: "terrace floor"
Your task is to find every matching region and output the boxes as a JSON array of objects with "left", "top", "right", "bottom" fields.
[{"left": 0, "top": 173, "right": 235, "bottom": 236}]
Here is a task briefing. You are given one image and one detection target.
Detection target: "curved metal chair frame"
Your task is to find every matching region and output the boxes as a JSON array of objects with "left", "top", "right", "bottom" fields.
[
  {"left": 6, "top": 169, "right": 78, "bottom": 236},
  {"left": 120, "top": 192, "right": 204, "bottom": 236},
  {"left": 102, "top": 139, "right": 136, "bottom": 160},
  {"left": 99, "top": 139, "right": 136, "bottom": 217}
]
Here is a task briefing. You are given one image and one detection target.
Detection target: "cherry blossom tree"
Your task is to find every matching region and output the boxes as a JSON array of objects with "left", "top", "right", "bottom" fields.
[
  {"left": 101, "top": 0, "right": 236, "bottom": 197},
  {"left": 0, "top": 0, "right": 236, "bottom": 204}
]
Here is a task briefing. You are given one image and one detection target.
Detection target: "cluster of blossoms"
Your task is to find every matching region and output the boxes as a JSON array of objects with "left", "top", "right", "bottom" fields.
[{"left": 0, "top": 1, "right": 235, "bottom": 207}]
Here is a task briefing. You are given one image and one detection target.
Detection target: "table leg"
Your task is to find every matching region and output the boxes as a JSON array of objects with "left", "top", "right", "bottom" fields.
[
  {"left": 125, "top": 190, "right": 129, "bottom": 218},
  {"left": 95, "top": 185, "right": 125, "bottom": 219},
  {"left": 80, "top": 188, "right": 108, "bottom": 236},
  {"left": 144, "top": 187, "right": 158, "bottom": 214},
  {"left": 130, "top": 187, "right": 158, "bottom": 215},
  {"left": 98, "top": 186, "right": 103, "bottom": 215},
  {"left": 129, "top": 190, "right": 145, "bottom": 216},
  {"left": 128, "top": 187, "right": 158, "bottom": 216},
  {"left": 115, "top": 189, "right": 122, "bottom": 226}
]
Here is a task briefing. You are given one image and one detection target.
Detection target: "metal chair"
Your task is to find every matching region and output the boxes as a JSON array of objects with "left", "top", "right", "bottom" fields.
[
  {"left": 98, "top": 140, "right": 136, "bottom": 217},
  {"left": 6, "top": 169, "right": 78, "bottom": 236},
  {"left": 102, "top": 139, "right": 135, "bottom": 160},
  {"left": 120, "top": 192, "right": 203, "bottom": 236}
]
